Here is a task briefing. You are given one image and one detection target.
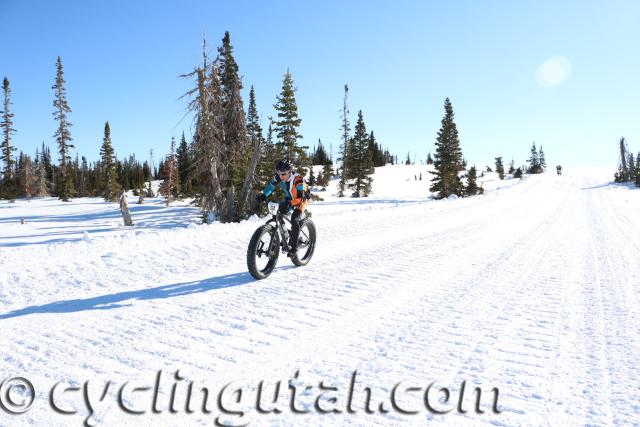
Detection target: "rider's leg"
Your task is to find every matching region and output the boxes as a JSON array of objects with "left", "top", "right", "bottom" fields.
[{"left": 289, "top": 208, "right": 303, "bottom": 251}]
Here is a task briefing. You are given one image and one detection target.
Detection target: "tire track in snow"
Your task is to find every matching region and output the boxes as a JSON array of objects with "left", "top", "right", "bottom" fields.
[
  {"left": 185, "top": 177, "right": 579, "bottom": 427},
  {"left": 217, "top": 177, "right": 572, "bottom": 380},
  {"left": 434, "top": 185, "right": 588, "bottom": 425},
  {"left": 581, "top": 188, "right": 640, "bottom": 425},
  {"left": 194, "top": 176, "right": 564, "bottom": 369},
  {"left": 386, "top": 179, "right": 583, "bottom": 426}
]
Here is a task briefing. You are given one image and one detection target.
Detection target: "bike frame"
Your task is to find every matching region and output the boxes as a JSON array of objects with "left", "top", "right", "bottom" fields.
[{"left": 266, "top": 211, "right": 310, "bottom": 253}]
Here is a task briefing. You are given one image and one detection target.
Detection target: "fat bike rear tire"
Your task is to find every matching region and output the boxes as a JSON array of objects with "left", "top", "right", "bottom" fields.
[{"left": 290, "top": 219, "right": 316, "bottom": 267}]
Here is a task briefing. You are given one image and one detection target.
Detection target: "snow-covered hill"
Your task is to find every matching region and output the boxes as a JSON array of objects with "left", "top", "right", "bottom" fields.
[
  {"left": 313, "top": 163, "right": 519, "bottom": 200},
  {"left": 1, "top": 165, "right": 639, "bottom": 426}
]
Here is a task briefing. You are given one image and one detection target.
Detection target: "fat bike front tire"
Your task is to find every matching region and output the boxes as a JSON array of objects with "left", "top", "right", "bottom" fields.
[{"left": 247, "top": 224, "right": 280, "bottom": 280}]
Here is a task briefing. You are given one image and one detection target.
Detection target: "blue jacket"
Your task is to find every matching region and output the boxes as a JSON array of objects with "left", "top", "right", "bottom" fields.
[{"left": 262, "top": 172, "right": 307, "bottom": 210}]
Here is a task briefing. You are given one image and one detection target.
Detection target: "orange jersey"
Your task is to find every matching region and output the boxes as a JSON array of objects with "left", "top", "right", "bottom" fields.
[{"left": 262, "top": 172, "right": 307, "bottom": 211}]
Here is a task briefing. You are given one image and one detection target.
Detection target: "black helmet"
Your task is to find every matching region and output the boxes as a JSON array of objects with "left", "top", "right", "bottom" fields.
[{"left": 275, "top": 159, "right": 292, "bottom": 173}]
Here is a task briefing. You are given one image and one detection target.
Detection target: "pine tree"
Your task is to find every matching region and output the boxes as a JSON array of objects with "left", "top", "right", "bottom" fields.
[
  {"left": 78, "top": 156, "right": 88, "bottom": 197},
  {"left": 1, "top": 77, "right": 17, "bottom": 199},
  {"left": 368, "top": 131, "right": 385, "bottom": 167},
  {"left": 495, "top": 156, "right": 505, "bottom": 180},
  {"left": 539, "top": 146, "right": 546, "bottom": 170},
  {"left": 156, "top": 159, "right": 164, "bottom": 180},
  {"left": 159, "top": 136, "right": 179, "bottom": 205},
  {"left": 218, "top": 32, "right": 239, "bottom": 98},
  {"left": 528, "top": 142, "right": 541, "bottom": 174},
  {"left": 322, "top": 162, "right": 332, "bottom": 189},
  {"left": 176, "top": 131, "right": 193, "bottom": 196},
  {"left": 33, "top": 158, "right": 50, "bottom": 197},
  {"left": 337, "top": 84, "right": 350, "bottom": 197},
  {"left": 310, "top": 140, "right": 317, "bottom": 164},
  {"left": 218, "top": 31, "right": 249, "bottom": 200},
  {"left": 627, "top": 152, "right": 635, "bottom": 182},
  {"left": 405, "top": 152, "right": 411, "bottom": 165},
  {"left": 615, "top": 137, "right": 627, "bottom": 182},
  {"left": 386, "top": 150, "right": 393, "bottom": 165},
  {"left": 17, "top": 153, "right": 35, "bottom": 197},
  {"left": 72, "top": 154, "right": 80, "bottom": 195},
  {"left": 429, "top": 98, "right": 464, "bottom": 198},
  {"left": 52, "top": 57, "right": 75, "bottom": 201},
  {"left": 246, "top": 86, "right": 263, "bottom": 149},
  {"left": 238, "top": 85, "right": 263, "bottom": 218},
  {"left": 121, "top": 157, "right": 130, "bottom": 191},
  {"left": 514, "top": 167, "right": 523, "bottom": 179},
  {"left": 635, "top": 152, "right": 640, "bottom": 187},
  {"left": 91, "top": 161, "right": 101, "bottom": 196},
  {"left": 309, "top": 165, "right": 315, "bottom": 186},
  {"left": 345, "top": 129, "right": 359, "bottom": 180},
  {"left": 256, "top": 117, "right": 276, "bottom": 187},
  {"left": 319, "top": 139, "right": 330, "bottom": 165},
  {"left": 39, "top": 142, "right": 54, "bottom": 191},
  {"left": 100, "top": 121, "right": 120, "bottom": 201},
  {"left": 508, "top": 159, "right": 515, "bottom": 174},
  {"left": 273, "top": 69, "right": 305, "bottom": 164},
  {"left": 350, "top": 111, "right": 374, "bottom": 197},
  {"left": 135, "top": 163, "right": 145, "bottom": 199},
  {"left": 142, "top": 160, "right": 151, "bottom": 182},
  {"left": 426, "top": 152, "right": 433, "bottom": 165},
  {"left": 466, "top": 166, "right": 482, "bottom": 196},
  {"left": 312, "top": 139, "right": 330, "bottom": 165}
]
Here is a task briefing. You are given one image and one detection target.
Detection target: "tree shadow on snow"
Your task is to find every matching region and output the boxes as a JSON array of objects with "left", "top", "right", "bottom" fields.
[
  {"left": 580, "top": 182, "right": 638, "bottom": 191},
  {"left": 0, "top": 271, "right": 261, "bottom": 319},
  {"left": 0, "top": 204, "right": 198, "bottom": 225},
  {"left": 316, "top": 198, "right": 425, "bottom": 207},
  {"left": 0, "top": 205, "right": 202, "bottom": 247}
]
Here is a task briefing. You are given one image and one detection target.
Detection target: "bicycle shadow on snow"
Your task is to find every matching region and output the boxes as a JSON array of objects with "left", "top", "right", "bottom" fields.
[{"left": 0, "top": 267, "right": 293, "bottom": 319}]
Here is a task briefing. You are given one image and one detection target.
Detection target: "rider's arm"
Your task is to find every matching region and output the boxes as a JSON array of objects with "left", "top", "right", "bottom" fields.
[{"left": 262, "top": 174, "right": 281, "bottom": 197}]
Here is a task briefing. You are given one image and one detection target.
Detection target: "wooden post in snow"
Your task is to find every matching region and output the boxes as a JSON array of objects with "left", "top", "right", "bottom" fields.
[{"left": 119, "top": 191, "right": 134, "bottom": 226}]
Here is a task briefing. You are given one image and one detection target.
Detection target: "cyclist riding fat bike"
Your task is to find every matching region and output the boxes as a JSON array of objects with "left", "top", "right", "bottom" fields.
[{"left": 256, "top": 159, "right": 307, "bottom": 254}]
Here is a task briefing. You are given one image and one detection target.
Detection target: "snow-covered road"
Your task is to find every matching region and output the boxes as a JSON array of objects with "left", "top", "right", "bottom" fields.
[{"left": 1, "top": 169, "right": 639, "bottom": 426}]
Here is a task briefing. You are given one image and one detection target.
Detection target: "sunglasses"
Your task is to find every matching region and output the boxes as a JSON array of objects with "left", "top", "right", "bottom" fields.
[{"left": 278, "top": 171, "right": 290, "bottom": 176}]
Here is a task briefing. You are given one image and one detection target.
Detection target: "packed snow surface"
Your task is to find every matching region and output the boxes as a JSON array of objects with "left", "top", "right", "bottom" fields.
[{"left": 1, "top": 165, "right": 639, "bottom": 426}]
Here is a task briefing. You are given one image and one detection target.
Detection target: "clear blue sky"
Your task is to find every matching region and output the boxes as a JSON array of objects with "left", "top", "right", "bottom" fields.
[{"left": 1, "top": 0, "right": 639, "bottom": 169}]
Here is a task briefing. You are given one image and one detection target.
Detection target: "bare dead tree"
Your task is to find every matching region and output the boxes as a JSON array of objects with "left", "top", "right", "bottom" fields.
[
  {"left": 191, "top": 65, "right": 226, "bottom": 222},
  {"left": 182, "top": 33, "right": 261, "bottom": 223}
]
